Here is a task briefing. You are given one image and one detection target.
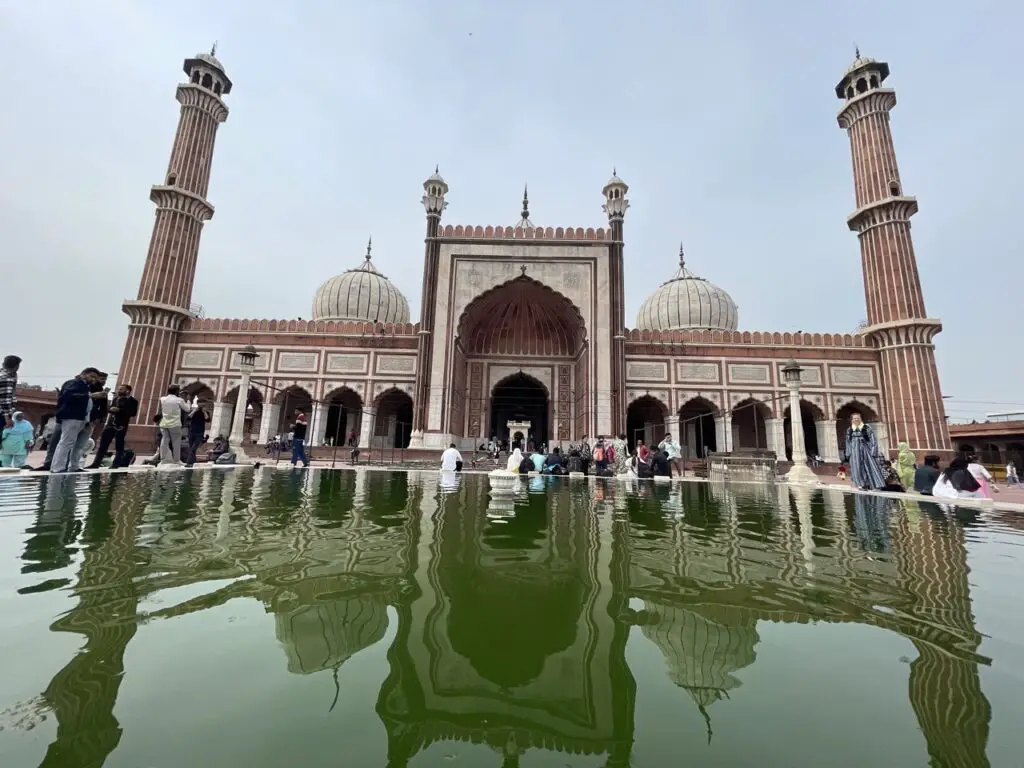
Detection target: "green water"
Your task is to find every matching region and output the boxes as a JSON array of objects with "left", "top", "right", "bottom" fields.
[{"left": 0, "top": 469, "right": 1020, "bottom": 767}]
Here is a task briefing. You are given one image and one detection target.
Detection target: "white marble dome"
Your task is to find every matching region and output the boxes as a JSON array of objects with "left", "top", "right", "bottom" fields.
[
  {"left": 312, "top": 240, "right": 411, "bottom": 324},
  {"left": 635, "top": 247, "right": 739, "bottom": 332}
]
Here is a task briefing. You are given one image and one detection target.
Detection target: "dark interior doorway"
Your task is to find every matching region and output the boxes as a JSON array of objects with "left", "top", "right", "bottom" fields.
[{"left": 490, "top": 374, "right": 548, "bottom": 450}]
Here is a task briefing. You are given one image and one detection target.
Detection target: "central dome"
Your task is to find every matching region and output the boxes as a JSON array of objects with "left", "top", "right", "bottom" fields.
[
  {"left": 312, "top": 239, "right": 411, "bottom": 324},
  {"left": 635, "top": 246, "right": 738, "bottom": 332}
]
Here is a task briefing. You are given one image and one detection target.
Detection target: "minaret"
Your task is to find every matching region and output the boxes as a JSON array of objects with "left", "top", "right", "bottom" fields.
[
  {"left": 836, "top": 53, "right": 950, "bottom": 452},
  {"left": 410, "top": 168, "right": 449, "bottom": 446},
  {"left": 118, "top": 49, "right": 231, "bottom": 438},
  {"left": 602, "top": 171, "right": 629, "bottom": 434}
]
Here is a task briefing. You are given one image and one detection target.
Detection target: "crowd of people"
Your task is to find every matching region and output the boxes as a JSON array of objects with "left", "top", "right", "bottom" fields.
[{"left": 445, "top": 432, "right": 687, "bottom": 480}]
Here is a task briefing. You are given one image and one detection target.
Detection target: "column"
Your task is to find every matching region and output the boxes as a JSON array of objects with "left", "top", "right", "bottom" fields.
[
  {"left": 714, "top": 413, "right": 733, "bottom": 454},
  {"left": 664, "top": 416, "right": 680, "bottom": 445},
  {"left": 346, "top": 411, "right": 359, "bottom": 445},
  {"left": 870, "top": 422, "right": 890, "bottom": 456},
  {"left": 765, "top": 418, "right": 785, "bottom": 459},
  {"left": 311, "top": 402, "right": 329, "bottom": 446},
  {"left": 258, "top": 404, "right": 281, "bottom": 444},
  {"left": 815, "top": 420, "right": 841, "bottom": 463},
  {"left": 209, "top": 402, "right": 231, "bottom": 439},
  {"left": 359, "top": 408, "right": 374, "bottom": 449}
]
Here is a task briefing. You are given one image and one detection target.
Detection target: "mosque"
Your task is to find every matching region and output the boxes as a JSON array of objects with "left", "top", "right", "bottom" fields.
[{"left": 116, "top": 49, "right": 951, "bottom": 461}]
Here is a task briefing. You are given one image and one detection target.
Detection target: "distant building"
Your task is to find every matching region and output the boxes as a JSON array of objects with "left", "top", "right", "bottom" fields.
[{"left": 115, "top": 50, "right": 951, "bottom": 459}]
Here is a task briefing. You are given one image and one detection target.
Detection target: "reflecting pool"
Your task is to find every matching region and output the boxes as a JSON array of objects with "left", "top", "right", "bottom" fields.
[{"left": 0, "top": 469, "right": 1021, "bottom": 766}]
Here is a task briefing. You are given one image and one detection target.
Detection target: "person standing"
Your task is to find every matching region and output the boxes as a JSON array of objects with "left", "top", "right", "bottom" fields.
[
  {"left": 440, "top": 442, "right": 463, "bottom": 472},
  {"left": 73, "top": 372, "right": 108, "bottom": 470},
  {"left": 967, "top": 455, "right": 996, "bottom": 498},
  {"left": 157, "top": 385, "right": 191, "bottom": 466},
  {"left": 0, "top": 355, "right": 21, "bottom": 424},
  {"left": 577, "top": 435, "right": 592, "bottom": 475},
  {"left": 842, "top": 413, "right": 886, "bottom": 490},
  {"left": 50, "top": 368, "right": 105, "bottom": 473},
  {"left": 184, "top": 405, "right": 207, "bottom": 466},
  {"left": 895, "top": 441, "right": 916, "bottom": 491},
  {"left": 1, "top": 412, "right": 34, "bottom": 468},
  {"left": 659, "top": 433, "right": 683, "bottom": 477},
  {"left": 87, "top": 383, "right": 138, "bottom": 468},
  {"left": 1007, "top": 461, "right": 1021, "bottom": 486},
  {"left": 290, "top": 409, "right": 309, "bottom": 467}
]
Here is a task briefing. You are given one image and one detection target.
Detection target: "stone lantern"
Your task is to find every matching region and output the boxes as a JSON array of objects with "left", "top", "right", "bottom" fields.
[
  {"left": 782, "top": 359, "right": 818, "bottom": 484},
  {"left": 228, "top": 344, "right": 259, "bottom": 463}
]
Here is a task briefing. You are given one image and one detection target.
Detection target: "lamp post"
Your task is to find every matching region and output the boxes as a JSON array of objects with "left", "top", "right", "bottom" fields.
[
  {"left": 781, "top": 359, "right": 819, "bottom": 484},
  {"left": 228, "top": 345, "right": 258, "bottom": 464}
]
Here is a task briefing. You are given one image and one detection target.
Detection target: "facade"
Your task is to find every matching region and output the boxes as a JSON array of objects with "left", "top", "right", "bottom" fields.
[{"left": 117, "top": 49, "right": 952, "bottom": 460}]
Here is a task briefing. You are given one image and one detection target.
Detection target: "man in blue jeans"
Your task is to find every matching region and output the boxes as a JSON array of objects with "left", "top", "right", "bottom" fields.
[
  {"left": 290, "top": 408, "right": 309, "bottom": 467},
  {"left": 50, "top": 368, "right": 105, "bottom": 473}
]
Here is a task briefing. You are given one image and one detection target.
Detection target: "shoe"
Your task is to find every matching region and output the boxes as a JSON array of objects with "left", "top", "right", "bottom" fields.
[{"left": 30, "top": 465, "right": 50, "bottom": 472}]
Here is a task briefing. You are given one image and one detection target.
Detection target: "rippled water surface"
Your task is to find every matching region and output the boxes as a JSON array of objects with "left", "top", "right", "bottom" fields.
[{"left": 1, "top": 469, "right": 1022, "bottom": 767}]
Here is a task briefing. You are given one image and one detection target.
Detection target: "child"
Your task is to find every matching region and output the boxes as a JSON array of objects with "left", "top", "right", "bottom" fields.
[{"left": 1, "top": 412, "right": 35, "bottom": 468}]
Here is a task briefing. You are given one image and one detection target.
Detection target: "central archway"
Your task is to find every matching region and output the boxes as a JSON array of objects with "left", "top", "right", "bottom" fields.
[{"left": 490, "top": 374, "right": 548, "bottom": 450}]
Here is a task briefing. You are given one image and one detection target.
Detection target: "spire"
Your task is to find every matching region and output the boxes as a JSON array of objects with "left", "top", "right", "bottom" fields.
[
  {"left": 521, "top": 184, "right": 530, "bottom": 220},
  {"left": 678, "top": 242, "right": 685, "bottom": 269},
  {"left": 854, "top": 44, "right": 860, "bottom": 58},
  {"left": 435, "top": 164, "right": 439, "bottom": 174},
  {"left": 211, "top": 41, "right": 218, "bottom": 56},
  {"left": 365, "top": 236, "right": 372, "bottom": 261}
]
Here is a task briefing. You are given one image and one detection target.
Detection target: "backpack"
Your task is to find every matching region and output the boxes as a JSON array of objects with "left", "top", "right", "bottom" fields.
[
  {"left": 579, "top": 442, "right": 592, "bottom": 460},
  {"left": 605, "top": 444, "right": 616, "bottom": 463},
  {"left": 593, "top": 446, "right": 604, "bottom": 462}
]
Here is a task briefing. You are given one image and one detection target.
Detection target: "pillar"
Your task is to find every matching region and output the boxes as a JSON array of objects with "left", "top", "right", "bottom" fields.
[
  {"left": 311, "top": 402, "right": 329, "bottom": 446},
  {"left": 815, "top": 419, "right": 841, "bottom": 463},
  {"left": 358, "top": 407, "right": 374, "bottom": 449},
  {"left": 714, "top": 413, "right": 733, "bottom": 454},
  {"left": 870, "top": 421, "right": 890, "bottom": 456},
  {"left": 765, "top": 418, "right": 785, "bottom": 459},
  {"left": 209, "top": 401, "right": 231, "bottom": 439},
  {"left": 259, "top": 403, "right": 281, "bottom": 444}
]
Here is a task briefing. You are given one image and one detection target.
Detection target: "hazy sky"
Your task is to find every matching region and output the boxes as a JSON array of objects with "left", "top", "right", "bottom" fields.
[{"left": 1, "top": 0, "right": 1019, "bottom": 421}]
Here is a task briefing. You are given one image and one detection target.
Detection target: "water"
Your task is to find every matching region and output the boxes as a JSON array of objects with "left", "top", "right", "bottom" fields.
[{"left": 0, "top": 469, "right": 1020, "bottom": 767}]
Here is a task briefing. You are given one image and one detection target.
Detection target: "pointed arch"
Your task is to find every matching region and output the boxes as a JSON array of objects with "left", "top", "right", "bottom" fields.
[
  {"left": 324, "top": 386, "right": 364, "bottom": 447},
  {"left": 372, "top": 388, "right": 413, "bottom": 448},
  {"left": 731, "top": 398, "right": 771, "bottom": 450},
  {"left": 679, "top": 396, "right": 718, "bottom": 457},
  {"left": 627, "top": 395, "right": 667, "bottom": 450},
  {"left": 836, "top": 399, "right": 881, "bottom": 455}
]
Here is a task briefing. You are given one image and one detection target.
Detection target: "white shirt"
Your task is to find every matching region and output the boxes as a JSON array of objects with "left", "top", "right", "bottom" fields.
[
  {"left": 158, "top": 395, "right": 190, "bottom": 429},
  {"left": 967, "top": 462, "right": 993, "bottom": 482},
  {"left": 440, "top": 447, "right": 463, "bottom": 472},
  {"left": 1007, "top": 464, "right": 1018, "bottom": 479}
]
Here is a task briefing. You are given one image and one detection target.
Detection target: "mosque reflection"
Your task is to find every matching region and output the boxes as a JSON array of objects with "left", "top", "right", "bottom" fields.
[{"left": 21, "top": 469, "right": 992, "bottom": 766}]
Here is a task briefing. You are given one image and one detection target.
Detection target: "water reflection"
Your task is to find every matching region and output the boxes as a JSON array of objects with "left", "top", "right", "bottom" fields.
[{"left": 1, "top": 470, "right": 996, "bottom": 766}]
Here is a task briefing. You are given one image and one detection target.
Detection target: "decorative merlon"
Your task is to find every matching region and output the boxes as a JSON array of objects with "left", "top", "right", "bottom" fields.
[
  {"left": 184, "top": 317, "right": 421, "bottom": 335},
  {"left": 436, "top": 224, "right": 609, "bottom": 241},
  {"left": 623, "top": 328, "right": 870, "bottom": 348},
  {"left": 846, "top": 196, "right": 918, "bottom": 233}
]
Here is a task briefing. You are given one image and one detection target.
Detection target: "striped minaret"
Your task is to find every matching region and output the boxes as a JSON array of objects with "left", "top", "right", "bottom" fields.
[
  {"left": 118, "top": 48, "right": 231, "bottom": 442},
  {"left": 836, "top": 52, "right": 951, "bottom": 453}
]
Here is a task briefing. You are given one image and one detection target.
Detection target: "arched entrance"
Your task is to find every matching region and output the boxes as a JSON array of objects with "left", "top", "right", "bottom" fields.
[
  {"left": 679, "top": 397, "right": 717, "bottom": 458},
  {"left": 374, "top": 389, "right": 413, "bottom": 449},
  {"left": 784, "top": 400, "right": 823, "bottom": 461},
  {"left": 491, "top": 374, "right": 548, "bottom": 450},
  {"left": 181, "top": 381, "right": 215, "bottom": 409},
  {"left": 836, "top": 401, "right": 879, "bottom": 456},
  {"left": 732, "top": 398, "right": 770, "bottom": 450},
  {"left": 275, "top": 386, "right": 313, "bottom": 436},
  {"left": 324, "top": 387, "right": 362, "bottom": 447},
  {"left": 626, "top": 396, "right": 666, "bottom": 451},
  {"left": 455, "top": 276, "right": 587, "bottom": 444}
]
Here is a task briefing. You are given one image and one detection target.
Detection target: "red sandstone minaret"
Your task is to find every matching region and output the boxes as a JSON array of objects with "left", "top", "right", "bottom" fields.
[
  {"left": 836, "top": 52, "right": 950, "bottom": 452},
  {"left": 118, "top": 49, "right": 231, "bottom": 436},
  {"left": 602, "top": 171, "right": 629, "bottom": 434}
]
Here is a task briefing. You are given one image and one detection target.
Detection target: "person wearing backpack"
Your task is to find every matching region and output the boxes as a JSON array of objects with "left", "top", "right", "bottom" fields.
[
  {"left": 593, "top": 438, "right": 607, "bottom": 475},
  {"left": 577, "top": 435, "right": 592, "bottom": 475}
]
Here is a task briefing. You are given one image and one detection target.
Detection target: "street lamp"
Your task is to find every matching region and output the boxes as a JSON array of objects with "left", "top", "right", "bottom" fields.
[
  {"left": 781, "top": 359, "right": 818, "bottom": 484},
  {"left": 228, "top": 345, "right": 258, "bottom": 464}
]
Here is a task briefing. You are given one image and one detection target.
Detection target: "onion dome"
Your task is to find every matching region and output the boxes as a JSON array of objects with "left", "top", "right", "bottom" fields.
[
  {"left": 311, "top": 238, "right": 411, "bottom": 324},
  {"left": 635, "top": 244, "right": 739, "bottom": 332}
]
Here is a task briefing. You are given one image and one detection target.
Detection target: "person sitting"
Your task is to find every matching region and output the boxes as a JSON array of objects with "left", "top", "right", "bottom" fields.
[
  {"left": 933, "top": 457, "right": 983, "bottom": 499},
  {"left": 543, "top": 447, "right": 566, "bottom": 475},
  {"left": 627, "top": 449, "right": 653, "bottom": 479},
  {"left": 506, "top": 447, "right": 524, "bottom": 473},
  {"left": 440, "top": 443, "right": 463, "bottom": 472},
  {"left": 914, "top": 455, "right": 941, "bottom": 495},
  {"left": 566, "top": 452, "right": 583, "bottom": 473},
  {"left": 206, "top": 435, "right": 229, "bottom": 463},
  {"left": 650, "top": 448, "right": 672, "bottom": 478},
  {"left": 529, "top": 448, "right": 545, "bottom": 473},
  {"left": 518, "top": 452, "right": 534, "bottom": 474}
]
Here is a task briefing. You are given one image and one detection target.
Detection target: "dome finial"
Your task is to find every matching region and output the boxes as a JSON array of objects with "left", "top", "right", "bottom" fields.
[
  {"left": 854, "top": 44, "right": 860, "bottom": 58},
  {"left": 365, "top": 236, "right": 372, "bottom": 261},
  {"left": 211, "top": 41, "right": 218, "bottom": 56},
  {"left": 678, "top": 242, "right": 685, "bottom": 269},
  {"left": 521, "top": 184, "right": 529, "bottom": 220}
]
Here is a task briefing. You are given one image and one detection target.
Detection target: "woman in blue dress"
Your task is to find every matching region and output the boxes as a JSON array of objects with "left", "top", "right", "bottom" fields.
[{"left": 843, "top": 413, "right": 886, "bottom": 490}]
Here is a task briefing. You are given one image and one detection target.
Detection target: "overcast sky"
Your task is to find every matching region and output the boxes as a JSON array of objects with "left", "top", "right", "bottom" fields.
[{"left": 1, "top": 0, "right": 1019, "bottom": 421}]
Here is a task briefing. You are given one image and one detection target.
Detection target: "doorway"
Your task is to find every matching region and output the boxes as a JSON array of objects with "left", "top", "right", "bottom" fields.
[{"left": 490, "top": 374, "right": 548, "bottom": 449}]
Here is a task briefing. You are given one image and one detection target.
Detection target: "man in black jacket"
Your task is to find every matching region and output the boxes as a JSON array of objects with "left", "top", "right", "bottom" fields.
[{"left": 87, "top": 383, "right": 138, "bottom": 469}]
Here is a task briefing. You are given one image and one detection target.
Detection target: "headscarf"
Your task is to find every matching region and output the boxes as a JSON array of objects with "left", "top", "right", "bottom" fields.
[
  {"left": 896, "top": 441, "right": 916, "bottom": 489},
  {"left": 507, "top": 447, "right": 524, "bottom": 473},
  {"left": 3, "top": 411, "right": 33, "bottom": 439}
]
